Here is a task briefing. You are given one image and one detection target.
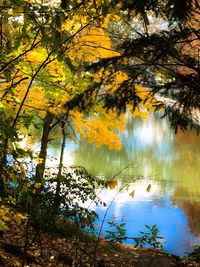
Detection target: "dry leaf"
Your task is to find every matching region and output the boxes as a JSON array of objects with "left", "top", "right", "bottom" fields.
[
  {"left": 106, "top": 180, "right": 118, "bottom": 189},
  {"left": 129, "top": 190, "right": 135, "bottom": 198},
  {"left": 146, "top": 184, "right": 151, "bottom": 192}
]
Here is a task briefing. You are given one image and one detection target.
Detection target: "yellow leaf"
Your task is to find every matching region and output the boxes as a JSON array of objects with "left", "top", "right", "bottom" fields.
[
  {"left": 35, "top": 158, "right": 43, "bottom": 164},
  {"left": 0, "top": 220, "right": 9, "bottom": 232},
  {"left": 34, "top": 183, "right": 41, "bottom": 189},
  {"left": 69, "top": 27, "right": 120, "bottom": 62},
  {"left": 13, "top": 213, "right": 24, "bottom": 225},
  {"left": 19, "top": 163, "right": 26, "bottom": 179}
]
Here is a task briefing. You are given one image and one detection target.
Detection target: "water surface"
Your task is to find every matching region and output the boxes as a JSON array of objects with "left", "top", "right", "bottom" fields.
[{"left": 49, "top": 113, "right": 200, "bottom": 256}]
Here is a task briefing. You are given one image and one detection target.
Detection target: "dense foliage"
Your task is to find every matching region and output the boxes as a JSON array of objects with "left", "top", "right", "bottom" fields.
[{"left": 0, "top": 0, "right": 199, "bottom": 265}]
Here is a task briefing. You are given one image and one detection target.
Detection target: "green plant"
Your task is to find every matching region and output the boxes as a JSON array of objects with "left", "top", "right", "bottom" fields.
[
  {"left": 133, "top": 224, "right": 164, "bottom": 250},
  {"left": 105, "top": 220, "right": 127, "bottom": 243}
]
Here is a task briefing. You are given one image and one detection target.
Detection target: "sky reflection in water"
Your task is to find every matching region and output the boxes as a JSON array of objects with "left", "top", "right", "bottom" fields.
[
  {"left": 93, "top": 182, "right": 199, "bottom": 256},
  {"left": 49, "top": 112, "right": 200, "bottom": 256}
]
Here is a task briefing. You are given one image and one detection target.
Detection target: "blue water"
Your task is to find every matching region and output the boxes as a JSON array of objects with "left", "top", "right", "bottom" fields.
[
  {"left": 49, "top": 113, "right": 200, "bottom": 256},
  {"left": 93, "top": 189, "right": 198, "bottom": 256}
]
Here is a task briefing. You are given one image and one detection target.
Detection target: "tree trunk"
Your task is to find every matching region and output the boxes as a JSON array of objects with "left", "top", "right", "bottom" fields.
[
  {"left": 54, "top": 120, "right": 67, "bottom": 209},
  {"left": 0, "top": 14, "right": 2, "bottom": 53},
  {"left": 35, "top": 112, "right": 53, "bottom": 183},
  {"left": 0, "top": 137, "right": 9, "bottom": 195}
]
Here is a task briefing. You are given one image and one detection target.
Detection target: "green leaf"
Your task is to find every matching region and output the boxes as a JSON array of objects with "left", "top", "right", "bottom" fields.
[
  {"left": 16, "top": 147, "right": 26, "bottom": 156},
  {"left": 0, "top": 102, "right": 5, "bottom": 109},
  {"left": 0, "top": 220, "right": 9, "bottom": 232}
]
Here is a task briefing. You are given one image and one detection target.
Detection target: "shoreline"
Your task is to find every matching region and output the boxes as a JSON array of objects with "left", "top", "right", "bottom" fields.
[{"left": 155, "top": 95, "right": 200, "bottom": 126}]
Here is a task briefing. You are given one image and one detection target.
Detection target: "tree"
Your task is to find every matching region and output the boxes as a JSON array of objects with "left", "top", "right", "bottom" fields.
[
  {"left": 0, "top": 0, "right": 198, "bottom": 213},
  {"left": 0, "top": 0, "right": 159, "bottom": 191},
  {"left": 0, "top": 0, "right": 198, "bottom": 199},
  {"left": 0, "top": 0, "right": 199, "bottom": 264},
  {"left": 85, "top": 0, "right": 200, "bottom": 132}
]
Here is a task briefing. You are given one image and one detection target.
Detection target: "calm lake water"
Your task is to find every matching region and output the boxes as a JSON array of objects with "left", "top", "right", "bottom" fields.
[{"left": 48, "top": 112, "right": 200, "bottom": 256}]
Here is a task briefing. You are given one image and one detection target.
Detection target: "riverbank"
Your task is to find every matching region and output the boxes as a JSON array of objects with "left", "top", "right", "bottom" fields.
[
  {"left": 155, "top": 95, "right": 200, "bottom": 126},
  {"left": 0, "top": 235, "right": 182, "bottom": 267},
  {"left": 1, "top": 214, "right": 200, "bottom": 267}
]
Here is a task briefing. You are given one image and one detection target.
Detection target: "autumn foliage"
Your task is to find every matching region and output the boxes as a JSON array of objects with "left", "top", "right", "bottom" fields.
[{"left": 0, "top": 0, "right": 199, "bottom": 265}]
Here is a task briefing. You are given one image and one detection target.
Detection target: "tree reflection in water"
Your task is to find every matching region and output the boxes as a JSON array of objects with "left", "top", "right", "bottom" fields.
[{"left": 48, "top": 112, "right": 200, "bottom": 255}]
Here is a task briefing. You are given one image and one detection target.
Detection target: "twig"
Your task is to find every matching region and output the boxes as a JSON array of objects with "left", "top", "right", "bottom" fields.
[
  {"left": 87, "top": 162, "right": 139, "bottom": 210},
  {"left": 92, "top": 183, "right": 127, "bottom": 265}
]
